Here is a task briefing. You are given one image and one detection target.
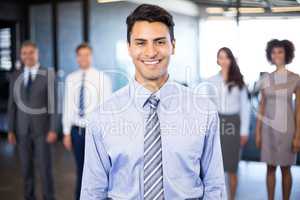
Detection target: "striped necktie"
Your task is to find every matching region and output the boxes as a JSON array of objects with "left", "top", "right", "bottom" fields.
[
  {"left": 144, "top": 94, "right": 164, "bottom": 200},
  {"left": 79, "top": 72, "right": 85, "bottom": 118}
]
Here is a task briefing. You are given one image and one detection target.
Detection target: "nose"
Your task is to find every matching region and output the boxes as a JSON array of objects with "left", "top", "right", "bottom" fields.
[{"left": 144, "top": 43, "right": 158, "bottom": 58}]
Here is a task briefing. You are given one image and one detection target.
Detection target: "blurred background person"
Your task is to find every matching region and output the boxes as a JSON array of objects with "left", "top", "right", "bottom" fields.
[
  {"left": 62, "top": 42, "right": 112, "bottom": 200},
  {"left": 7, "top": 41, "right": 57, "bottom": 200},
  {"left": 255, "top": 39, "right": 300, "bottom": 200},
  {"left": 207, "top": 47, "right": 250, "bottom": 200}
]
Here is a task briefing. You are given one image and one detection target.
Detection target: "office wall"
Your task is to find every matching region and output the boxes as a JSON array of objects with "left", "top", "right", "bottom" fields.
[
  {"left": 30, "top": 4, "right": 53, "bottom": 68},
  {"left": 170, "top": 13, "right": 199, "bottom": 85},
  {"left": 30, "top": 2, "right": 83, "bottom": 75},
  {"left": 90, "top": 1, "right": 135, "bottom": 91},
  {"left": 58, "top": 2, "right": 83, "bottom": 77},
  {"left": 28, "top": 1, "right": 200, "bottom": 90}
]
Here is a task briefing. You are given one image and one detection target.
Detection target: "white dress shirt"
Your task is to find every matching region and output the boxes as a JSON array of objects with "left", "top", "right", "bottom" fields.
[
  {"left": 23, "top": 63, "right": 40, "bottom": 85},
  {"left": 63, "top": 67, "right": 112, "bottom": 134},
  {"left": 206, "top": 73, "right": 250, "bottom": 136}
]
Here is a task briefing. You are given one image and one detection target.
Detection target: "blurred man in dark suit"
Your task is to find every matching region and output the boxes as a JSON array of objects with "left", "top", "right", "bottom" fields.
[{"left": 7, "top": 41, "right": 57, "bottom": 200}]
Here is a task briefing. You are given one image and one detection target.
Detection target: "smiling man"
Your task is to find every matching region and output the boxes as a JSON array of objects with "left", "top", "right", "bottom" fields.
[{"left": 80, "top": 4, "right": 226, "bottom": 200}]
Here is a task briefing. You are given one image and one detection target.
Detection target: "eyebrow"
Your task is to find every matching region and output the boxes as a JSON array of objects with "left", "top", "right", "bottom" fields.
[
  {"left": 133, "top": 37, "right": 167, "bottom": 42},
  {"left": 153, "top": 37, "right": 167, "bottom": 41}
]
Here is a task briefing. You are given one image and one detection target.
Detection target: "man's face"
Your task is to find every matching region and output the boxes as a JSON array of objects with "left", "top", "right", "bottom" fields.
[
  {"left": 77, "top": 48, "right": 92, "bottom": 70},
  {"left": 20, "top": 46, "right": 39, "bottom": 67},
  {"left": 128, "top": 21, "right": 175, "bottom": 83}
]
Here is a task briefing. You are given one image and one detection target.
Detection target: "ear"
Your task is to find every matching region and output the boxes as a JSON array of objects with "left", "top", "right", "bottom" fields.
[{"left": 171, "top": 39, "right": 176, "bottom": 55}]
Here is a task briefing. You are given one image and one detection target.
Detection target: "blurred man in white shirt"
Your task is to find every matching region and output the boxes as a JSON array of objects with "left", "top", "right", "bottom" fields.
[{"left": 62, "top": 43, "right": 112, "bottom": 200}]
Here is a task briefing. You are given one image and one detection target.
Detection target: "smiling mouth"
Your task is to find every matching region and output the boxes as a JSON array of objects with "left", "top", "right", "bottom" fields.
[{"left": 141, "top": 59, "right": 161, "bottom": 65}]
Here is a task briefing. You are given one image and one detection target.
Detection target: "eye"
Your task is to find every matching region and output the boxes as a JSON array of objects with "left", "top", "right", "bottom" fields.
[
  {"left": 156, "top": 40, "right": 166, "bottom": 45},
  {"left": 136, "top": 41, "right": 145, "bottom": 46}
]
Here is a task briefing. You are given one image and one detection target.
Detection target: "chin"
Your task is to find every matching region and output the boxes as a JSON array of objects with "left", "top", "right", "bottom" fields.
[
  {"left": 145, "top": 76, "right": 161, "bottom": 81},
  {"left": 144, "top": 72, "right": 167, "bottom": 81}
]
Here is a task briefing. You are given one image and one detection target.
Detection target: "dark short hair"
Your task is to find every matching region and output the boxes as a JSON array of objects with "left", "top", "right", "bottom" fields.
[
  {"left": 76, "top": 42, "right": 92, "bottom": 54},
  {"left": 126, "top": 4, "right": 175, "bottom": 43},
  {"left": 21, "top": 40, "right": 38, "bottom": 50},
  {"left": 266, "top": 39, "right": 295, "bottom": 64}
]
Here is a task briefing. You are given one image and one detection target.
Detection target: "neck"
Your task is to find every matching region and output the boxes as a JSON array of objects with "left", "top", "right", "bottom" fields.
[
  {"left": 25, "top": 63, "right": 38, "bottom": 68},
  {"left": 221, "top": 68, "right": 229, "bottom": 81},
  {"left": 80, "top": 66, "right": 90, "bottom": 71},
  {"left": 135, "top": 74, "right": 169, "bottom": 93},
  {"left": 275, "top": 65, "right": 286, "bottom": 73}
]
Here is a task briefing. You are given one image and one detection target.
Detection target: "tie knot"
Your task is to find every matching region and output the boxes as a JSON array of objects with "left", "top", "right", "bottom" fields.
[{"left": 147, "top": 94, "right": 160, "bottom": 109}]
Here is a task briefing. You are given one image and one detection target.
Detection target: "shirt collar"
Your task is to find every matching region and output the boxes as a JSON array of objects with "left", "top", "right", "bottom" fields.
[
  {"left": 24, "top": 63, "right": 40, "bottom": 72},
  {"left": 130, "top": 75, "right": 176, "bottom": 111},
  {"left": 79, "top": 66, "right": 93, "bottom": 75},
  {"left": 210, "top": 71, "right": 226, "bottom": 85}
]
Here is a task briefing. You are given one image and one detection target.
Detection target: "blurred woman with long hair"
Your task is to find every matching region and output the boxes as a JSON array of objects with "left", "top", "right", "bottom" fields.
[{"left": 208, "top": 47, "right": 250, "bottom": 200}]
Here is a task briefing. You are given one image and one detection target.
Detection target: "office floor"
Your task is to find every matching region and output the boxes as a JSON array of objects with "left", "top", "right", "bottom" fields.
[
  {"left": 0, "top": 138, "right": 76, "bottom": 200},
  {"left": 0, "top": 138, "right": 299, "bottom": 200}
]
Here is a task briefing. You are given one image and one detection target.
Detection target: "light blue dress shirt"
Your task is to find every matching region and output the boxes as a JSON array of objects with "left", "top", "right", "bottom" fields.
[{"left": 80, "top": 78, "right": 226, "bottom": 200}]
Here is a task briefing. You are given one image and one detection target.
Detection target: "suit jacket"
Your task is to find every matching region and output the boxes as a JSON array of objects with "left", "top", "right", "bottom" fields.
[{"left": 7, "top": 66, "right": 57, "bottom": 136}]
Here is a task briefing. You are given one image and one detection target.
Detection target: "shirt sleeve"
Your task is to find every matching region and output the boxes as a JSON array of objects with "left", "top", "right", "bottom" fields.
[
  {"left": 200, "top": 111, "right": 227, "bottom": 200},
  {"left": 62, "top": 76, "right": 72, "bottom": 134},
  {"left": 7, "top": 72, "right": 16, "bottom": 133},
  {"left": 80, "top": 112, "right": 111, "bottom": 200},
  {"left": 47, "top": 69, "right": 58, "bottom": 132},
  {"left": 239, "top": 87, "right": 250, "bottom": 136},
  {"left": 296, "top": 75, "right": 300, "bottom": 90}
]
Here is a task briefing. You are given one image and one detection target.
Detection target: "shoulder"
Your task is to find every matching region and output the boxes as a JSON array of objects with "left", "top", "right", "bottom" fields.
[
  {"left": 12, "top": 68, "right": 23, "bottom": 77},
  {"left": 240, "top": 85, "right": 248, "bottom": 93},
  {"left": 9, "top": 69, "right": 22, "bottom": 83},
  {"left": 171, "top": 81, "right": 191, "bottom": 94},
  {"left": 172, "top": 81, "right": 218, "bottom": 114},
  {"left": 97, "top": 83, "right": 130, "bottom": 112},
  {"left": 90, "top": 68, "right": 111, "bottom": 80},
  {"left": 198, "top": 74, "right": 222, "bottom": 94},
  {"left": 288, "top": 71, "right": 300, "bottom": 88},
  {"left": 288, "top": 70, "right": 300, "bottom": 79},
  {"left": 90, "top": 67, "right": 101, "bottom": 75},
  {"left": 204, "top": 74, "right": 223, "bottom": 89},
  {"left": 65, "top": 70, "right": 80, "bottom": 82},
  {"left": 86, "top": 84, "right": 130, "bottom": 131},
  {"left": 206, "top": 73, "right": 221, "bottom": 82}
]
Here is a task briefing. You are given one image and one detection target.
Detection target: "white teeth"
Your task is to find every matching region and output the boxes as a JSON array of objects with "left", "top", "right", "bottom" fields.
[{"left": 143, "top": 60, "right": 159, "bottom": 65}]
